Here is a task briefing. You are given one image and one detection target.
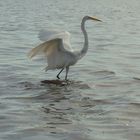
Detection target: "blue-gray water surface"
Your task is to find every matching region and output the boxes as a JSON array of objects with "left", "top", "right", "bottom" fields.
[{"left": 0, "top": 0, "right": 140, "bottom": 140}]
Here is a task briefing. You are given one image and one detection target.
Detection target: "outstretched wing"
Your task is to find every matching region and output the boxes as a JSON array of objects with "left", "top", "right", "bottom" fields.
[
  {"left": 28, "top": 30, "right": 74, "bottom": 70},
  {"left": 38, "top": 30, "right": 73, "bottom": 52},
  {"left": 28, "top": 38, "right": 64, "bottom": 58},
  {"left": 28, "top": 39, "right": 73, "bottom": 70}
]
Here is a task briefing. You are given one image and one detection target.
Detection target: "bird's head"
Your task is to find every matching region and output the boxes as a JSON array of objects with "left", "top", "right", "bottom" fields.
[{"left": 83, "top": 16, "right": 102, "bottom": 22}]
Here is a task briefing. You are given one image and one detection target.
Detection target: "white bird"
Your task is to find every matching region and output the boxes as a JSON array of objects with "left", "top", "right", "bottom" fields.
[{"left": 28, "top": 16, "right": 101, "bottom": 80}]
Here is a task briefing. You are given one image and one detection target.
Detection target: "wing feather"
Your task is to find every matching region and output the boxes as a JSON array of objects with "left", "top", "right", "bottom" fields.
[
  {"left": 28, "top": 30, "right": 74, "bottom": 70},
  {"left": 28, "top": 39, "right": 62, "bottom": 58},
  {"left": 38, "top": 30, "right": 73, "bottom": 52}
]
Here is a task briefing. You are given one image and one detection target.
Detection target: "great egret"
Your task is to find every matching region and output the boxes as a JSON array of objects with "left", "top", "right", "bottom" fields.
[{"left": 28, "top": 16, "right": 101, "bottom": 80}]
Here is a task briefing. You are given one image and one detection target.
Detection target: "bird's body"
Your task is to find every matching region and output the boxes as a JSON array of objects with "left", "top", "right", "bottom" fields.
[{"left": 28, "top": 16, "right": 101, "bottom": 80}]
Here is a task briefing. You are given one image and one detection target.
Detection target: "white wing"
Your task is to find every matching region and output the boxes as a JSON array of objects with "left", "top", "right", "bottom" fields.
[
  {"left": 28, "top": 30, "right": 74, "bottom": 70},
  {"left": 28, "top": 38, "right": 67, "bottom": 58},
  {"left": 28, "top": 39, "right": 72, "bottom": 70},
  {"left": 39, "top": 30, "right": 73, "bottom": 52}
]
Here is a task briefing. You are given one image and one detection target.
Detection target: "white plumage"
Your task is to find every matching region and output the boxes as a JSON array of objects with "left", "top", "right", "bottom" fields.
[{"left": 28, "top": 16, "right": 101, "bottom": 80}]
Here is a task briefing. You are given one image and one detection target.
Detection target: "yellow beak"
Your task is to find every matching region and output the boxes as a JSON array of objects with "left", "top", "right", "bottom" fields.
[{"left": 89, "top": 16, "right": 102, "bottom": 22}]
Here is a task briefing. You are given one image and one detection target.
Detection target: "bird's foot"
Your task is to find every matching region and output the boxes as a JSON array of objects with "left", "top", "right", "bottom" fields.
[{"left": 64, "top": 79, "right": 70, "bottom": 84}]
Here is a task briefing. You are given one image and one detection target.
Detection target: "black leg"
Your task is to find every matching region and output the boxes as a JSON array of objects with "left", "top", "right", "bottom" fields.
[
  {"left": 57, "top": 68, "right": 64, "bottom": 79},
  {"left": 65, "top": 66, "right": 69, "bottom": 80}
]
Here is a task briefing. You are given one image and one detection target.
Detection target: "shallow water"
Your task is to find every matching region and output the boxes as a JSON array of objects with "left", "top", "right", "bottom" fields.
[{"left": 0, "top": 0, "right": 140, "bottom": 140}]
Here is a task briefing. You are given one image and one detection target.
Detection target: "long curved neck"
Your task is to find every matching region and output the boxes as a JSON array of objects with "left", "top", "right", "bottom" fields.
[{"left": 80, "top": 18, "right": 89, "bottom": 57}]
